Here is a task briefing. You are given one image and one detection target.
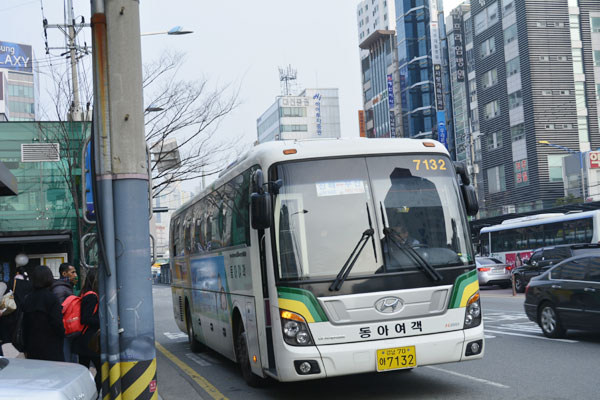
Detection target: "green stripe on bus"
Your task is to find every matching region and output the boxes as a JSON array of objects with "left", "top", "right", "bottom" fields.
[
  {"left": 277, "top": 287, "right": 328, "bottom": 322},
  {"left": 448, "top": 269, "right": 477, "bottom": 309}
]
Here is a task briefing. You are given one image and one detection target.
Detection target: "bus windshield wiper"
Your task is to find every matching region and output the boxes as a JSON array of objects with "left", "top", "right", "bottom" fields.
[
  {"left": 329, "top": 228, "right": 374, "bottom": 291},
  {"left": 379, "top": 202, "right": 442, "bottom": 282}
]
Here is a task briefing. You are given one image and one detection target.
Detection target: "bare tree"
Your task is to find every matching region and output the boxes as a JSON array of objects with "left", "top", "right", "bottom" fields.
[{"left": 143, "top": 51, "right": 242, "bottom": 198}]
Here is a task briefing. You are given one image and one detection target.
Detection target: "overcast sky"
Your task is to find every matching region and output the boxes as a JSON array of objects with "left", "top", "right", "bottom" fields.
[{"left": 1, "top": 0, "right": 464, "bottom": 186}]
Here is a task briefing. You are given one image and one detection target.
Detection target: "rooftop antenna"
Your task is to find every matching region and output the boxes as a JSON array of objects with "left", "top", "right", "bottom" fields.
[{"left": 279, "top": 64, "right": 297, "bottom": 96}]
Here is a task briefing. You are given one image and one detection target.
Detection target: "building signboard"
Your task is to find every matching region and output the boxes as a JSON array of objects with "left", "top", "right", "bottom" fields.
[
  {"left": 0, "top": 41, "right": 32, "bottom": 73},
  {"left": 590, "top": 152, "right": 600, "bottom": 169},
  {"left": 434, "top": 64, "right": 445, "bottom": 111},
  {"left": 387, "top": 74, "right": 396, "bottom": 137},
  {"left": 313, "top": 93, "right": 322, "bottom": 136},
  {"left": 437, "top": 111, "right": 447, "bottom": 148},
  {"left": 358, "top": 110, "right": 366, "bottom": 137},
  {"left": 452, "top": 12, "right": 465, "bottom": 82}
]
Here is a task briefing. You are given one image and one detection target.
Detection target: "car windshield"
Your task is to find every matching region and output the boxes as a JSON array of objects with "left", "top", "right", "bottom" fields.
[{"left": 273, "top": 155, "right": 474, "bottom": 281}]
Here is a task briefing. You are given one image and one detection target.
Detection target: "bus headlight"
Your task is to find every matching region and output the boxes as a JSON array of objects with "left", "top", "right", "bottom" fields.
[
  {"left": 464, "top": 292, "right": 482, "bottom": 328},
  {"left": 280, "top": 309, "right": 314, "bottom": 346}
]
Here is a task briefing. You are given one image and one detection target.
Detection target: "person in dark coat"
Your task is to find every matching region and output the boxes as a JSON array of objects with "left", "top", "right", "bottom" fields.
[
  {"left": 22, "top": 265, "right": 65, "bottom": 361},
  {"left": 51, "top": 263, "right": 78, "bottom": 304},
  {"left": 75, "top": 269, "right": 101, "bottom": 391}
]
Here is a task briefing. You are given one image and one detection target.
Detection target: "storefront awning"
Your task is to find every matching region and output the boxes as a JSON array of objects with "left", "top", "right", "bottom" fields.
[{"left": 0, "top": 162, "right": 17, "bottom": 196}]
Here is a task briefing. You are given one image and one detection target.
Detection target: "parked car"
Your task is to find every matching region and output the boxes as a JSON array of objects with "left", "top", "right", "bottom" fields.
[
  {"left": 476, "top": 256, "right": 512, "bottom": 288},
  {"left": 512, "top": 243, "right": 600, "bottom": 293},
  {"left": 524, "top": 254, "right": 600, "bottom": 338},
  {"left": 0, "top": 357, "right": 97, "bottom": 400}
]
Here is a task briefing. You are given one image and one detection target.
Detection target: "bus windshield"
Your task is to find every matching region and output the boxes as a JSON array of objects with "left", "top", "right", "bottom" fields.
[{"left": 273, "top": 155, "right": 474, "bottom": 281}]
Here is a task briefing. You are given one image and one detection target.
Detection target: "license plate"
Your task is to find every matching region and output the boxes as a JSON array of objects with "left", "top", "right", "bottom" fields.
[
  {"left": 376, "top": 346, "right": 417, "bottom": 372},
  {"left": 492, "top": 268, "right": 505, "bottom": 274}
]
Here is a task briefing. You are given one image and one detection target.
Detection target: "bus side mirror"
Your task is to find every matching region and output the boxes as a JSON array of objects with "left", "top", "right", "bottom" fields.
[
  {"left": 461, "top": 184, "right": 479, "bottom": 217},
  {"left": 251, "top": 192, "right": 271, "bottom": 229},
  {"left": 251, "top": 169, "right": 272, "bottom": 229}
]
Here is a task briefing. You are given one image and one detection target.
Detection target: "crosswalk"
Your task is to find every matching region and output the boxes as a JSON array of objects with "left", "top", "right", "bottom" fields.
[{"left": 482, "top": 311, "right": 579, "bottom": 343}]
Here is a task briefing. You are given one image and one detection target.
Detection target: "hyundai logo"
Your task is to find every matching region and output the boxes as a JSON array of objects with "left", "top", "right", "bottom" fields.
[{"left": 374, "top": 296, "right": 403, "bottom": 314}]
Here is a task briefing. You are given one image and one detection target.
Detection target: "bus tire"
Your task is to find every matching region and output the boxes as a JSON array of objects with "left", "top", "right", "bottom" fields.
[
  {"left": 235, "top": 322, "right": 267, "bottom": 387},
  {"left": 186, "top": 304, "right": 203, "bottom": 353}
]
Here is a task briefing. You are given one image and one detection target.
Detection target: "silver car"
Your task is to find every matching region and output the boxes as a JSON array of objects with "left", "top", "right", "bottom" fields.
[
  {"left": 0, "top": 357, "right": 97, "bottom": 400},
  {"left": 475, "top": 256, "right": 512, "bottom": 288}
]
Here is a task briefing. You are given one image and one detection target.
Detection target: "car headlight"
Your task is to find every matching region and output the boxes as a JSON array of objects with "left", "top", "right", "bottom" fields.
[
  {"left": 280, "top": 309, "right": 314, "bottom": 346},
  {"left": 464, "top": 292, "right": 482, "bottom": 328}
]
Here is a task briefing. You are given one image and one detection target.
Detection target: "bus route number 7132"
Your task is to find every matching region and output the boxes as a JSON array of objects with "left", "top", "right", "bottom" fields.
[{"left": 413, "top": 158, "right": 447, "bottom": 171}]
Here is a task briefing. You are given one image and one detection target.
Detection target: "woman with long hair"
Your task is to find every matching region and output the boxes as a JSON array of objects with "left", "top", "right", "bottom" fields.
[
  {"left": 22, "top": 265, "right": 65, "bottom": 361},
  {"left": 75, "top": 269, "right": 101, "bottom": 391}
]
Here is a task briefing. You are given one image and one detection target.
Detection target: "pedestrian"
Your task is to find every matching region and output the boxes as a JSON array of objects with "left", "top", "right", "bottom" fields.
[
  {"left": 0, "top": 281, "right": 7, "bottom": 356},
  {"left": 14, "top": 266, "right": 26, "bottom": 281},
  {"left": 22, "top": 265, "right": 65, "bottom": 361},
  {"left": 51, "top": 262, "right": 79, "bottom": 363},
  {"left": 74, "top": 269, "right": 101, "bottom": 392}
]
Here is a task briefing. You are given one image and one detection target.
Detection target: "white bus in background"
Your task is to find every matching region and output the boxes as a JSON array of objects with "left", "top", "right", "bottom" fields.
[
  {"left": 479, "top": 210, "right": 600, "bottom": 267},
  {"left": 170, "top": 138, "right": 483, "bottom": 386}
]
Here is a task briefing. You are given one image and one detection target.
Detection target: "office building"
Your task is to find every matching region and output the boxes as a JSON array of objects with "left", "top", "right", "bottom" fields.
[
  {"left": 256, "top": 88, "right": 341, "bottom": 143},
  {"left": 356, "top": 0, "right": 402, "bottom": 138},
  {"left": 463, "top": 0, "right": 600, "bottom": 218},
  {"left": 0, "top": 41, "right": 37, "bottom": 121}
]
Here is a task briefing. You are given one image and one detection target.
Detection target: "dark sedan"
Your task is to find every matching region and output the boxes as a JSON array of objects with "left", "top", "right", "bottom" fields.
[{"left": 524, "top": 255, "right": 600, "bottom": 338}]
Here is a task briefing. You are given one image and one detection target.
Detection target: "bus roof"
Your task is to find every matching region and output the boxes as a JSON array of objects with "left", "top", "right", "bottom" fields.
[
  {"left": 173, "top": 138, "right": 450, "bottom": 218},
  {"left": 479, "top": 210, "right": 600, "bottom": 234}
]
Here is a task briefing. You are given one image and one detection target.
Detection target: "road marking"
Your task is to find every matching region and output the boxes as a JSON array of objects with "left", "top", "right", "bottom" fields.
[
  {"left": 163, "top": 332, "right": 188, "bottom": 341},
  {"left": 484, "top": 329, "right": 578, "bottom": 343},
  {"left": 186, "top": 353, "right": 211, "bottom": 367},
  {"left": 484, "top": 334, "right": 496, "bottom": 339},
  {"left": 425, "top": 366, "right": 509, "bottom": 389},
  {"left": 155, "top": 342, "right": 229, "bottom": 400}
]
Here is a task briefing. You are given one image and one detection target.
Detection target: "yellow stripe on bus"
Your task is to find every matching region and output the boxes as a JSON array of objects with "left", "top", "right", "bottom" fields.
[
  {"left": 278, "top": 298, "right": 315, "bottom": 323},
  {"left": 459, "top": 280, "right": 479, "bottom": 308}
]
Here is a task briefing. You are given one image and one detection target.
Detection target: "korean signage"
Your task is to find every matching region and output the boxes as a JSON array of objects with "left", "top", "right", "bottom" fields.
[
  {"left": 437, "top": 111, "right": 447, "bottom": 148},
  {"left": 434, "top": 64, "right": 445, "bottom": 111},
  {"left": 589, "top": 152, "right": 600, "bottom": 169},
  {"left": 358, "top": 110, "right": 366, "bottom": 137},
  {"left": 515, "top": 159, "right": 529, "bottom": 186},
  {"left": 387, "top": 74, "right": 396, "bottom": 137},
  {"left": 281, "top": 97, "right": 310, "bottom": 107},
  {"left": 452, "top": 12, "right": 465, "bottom": 82},
  {"left": 313, "top": 93, "right": 322, "bottom": 136},
  {"left": 0, "top": 41, "right": 32, "bottom": 73}
]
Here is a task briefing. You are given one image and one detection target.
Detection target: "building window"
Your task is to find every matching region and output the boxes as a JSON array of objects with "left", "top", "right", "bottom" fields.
[
  {"left": 481, "top": 68, "right": 498, "bottom": 89},
  {"left": 502, "top": 0, "right": 515, "bottom": 16},
  {"left": 469, "top": 78, "right": 478, "bottom": 102},
  {"left": 504, "top": 23, "right": 518, "bottom": 45},
  {"left": 484, "top": 100, "right": 500, "bottom": 120},
  {"left": 596, "top": 84, "right": 600, "bottom": 101},
  {"left": 559, "top": 90, "right": 570, "bottom": 95},
  {"left": 280, "top": 124, "right": 308, "bottom": 132},
  {"left": 487, "top": 131, "right": 503, "bottom": 150},
  {"left": 539, "top": 55, "right": 550, "bottom": 62},
  {"left": 594, "top": 50, "right": 600, "bottom": 67},
  {"left": 506, "top": 56, "right": 520, "bottom": 77},
  {"left": 487, "top": 165, "right": 506, "bottom": 193},
  {"left": 547, "top": 155, "right": 566, "bottom": 182},
  {"left": 545, "top": 124, "right": 555, "bottom": 129},
  {"left": 557, "top": 56, "right": 568, "bottom": 61},
  {"left": 474, "top": 1, "right": 499, "bottom": 35},
  {"left": 541, "top": 90, "right": 553, "bottom": 96},
  {"left": 591, "top": 16, "right": 600, "bottom": 33},
  {"left": 511, "top": 123, "right": 525, "bottom": 141},
  {"left": 280, "top": 107, "right": 307, "bottom": 118},
  {"left": 508, "top": 90, "right": 522, "bottom": 110},
  {"left": 480, "top": 37, "right": 496, "bottom": 59}
]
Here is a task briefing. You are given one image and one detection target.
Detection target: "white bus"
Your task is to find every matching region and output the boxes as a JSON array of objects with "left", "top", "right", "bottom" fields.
[
  {"left": 169, "top": 138, "right": 483, "bottom": 386},
  {"left": 479, "top": 210, "right": 600, "bottom": 267}
]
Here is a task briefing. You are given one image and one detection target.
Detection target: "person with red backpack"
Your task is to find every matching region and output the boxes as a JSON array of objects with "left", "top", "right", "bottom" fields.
[{"left": 74, "top": 270, "right": 101, "bottom": 392}]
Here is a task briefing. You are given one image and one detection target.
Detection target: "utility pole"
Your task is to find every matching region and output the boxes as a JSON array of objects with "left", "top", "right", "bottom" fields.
[
  {"left": 44, "top": 0, "right": 89, "bottom": 121},
  {"left": 90, "top": 1, "right": 156, "bottom": 399}
]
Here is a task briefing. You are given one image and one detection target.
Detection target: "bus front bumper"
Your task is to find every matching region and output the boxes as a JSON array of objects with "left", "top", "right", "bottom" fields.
[{"left": 275, "top": 324, "right": 484, "bottom": 381}]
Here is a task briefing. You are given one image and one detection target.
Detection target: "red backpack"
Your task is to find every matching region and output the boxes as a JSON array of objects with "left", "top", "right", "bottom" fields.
[{"left": 62, "top": 291, "right": 97, "bottom": 335}]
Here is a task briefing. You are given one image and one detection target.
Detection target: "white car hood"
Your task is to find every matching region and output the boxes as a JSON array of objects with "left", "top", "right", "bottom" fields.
[{"left": 0, "top": 357, "right": 97, "bottom": 400}]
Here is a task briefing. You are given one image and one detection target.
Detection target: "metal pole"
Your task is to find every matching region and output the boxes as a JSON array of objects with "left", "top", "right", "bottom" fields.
[
  {"left": 580, "top": 152, "right": 586, "bottom": 201},
  {"left": 104, "top": 1, "right": 157, "bottom": 398},
  {"left": 90, "top": 1, "right": 122, "bottom": 398},
  {"left": 67, "top": 0, "right": 81, "bottom": 120}
]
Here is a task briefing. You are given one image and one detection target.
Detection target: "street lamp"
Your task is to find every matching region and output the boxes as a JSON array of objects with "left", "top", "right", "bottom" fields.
[
  {"left": 538, "top": 140, "right": 587, "bottom": 200},
  {"left": 140, "top": 26, "right": 194, "bottom": 37}
]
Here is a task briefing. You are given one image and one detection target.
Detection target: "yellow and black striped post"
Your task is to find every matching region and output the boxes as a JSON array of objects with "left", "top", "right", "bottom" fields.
[{"left": 101, "top": 359, "right": 157, "bottom": 400}]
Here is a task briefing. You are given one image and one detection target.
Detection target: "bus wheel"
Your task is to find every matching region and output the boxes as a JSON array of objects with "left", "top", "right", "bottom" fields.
[
  {"left": 186, "top": 305, "right": 203, "bottom": 353},
  {"left": 235, "top": 323, "right": 267, "bottom": 387}
]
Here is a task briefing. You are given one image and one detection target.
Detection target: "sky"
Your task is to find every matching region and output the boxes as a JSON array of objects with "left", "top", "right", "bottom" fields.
[{"left": 0, "top": 0, "right": 465, "bottom": 188}]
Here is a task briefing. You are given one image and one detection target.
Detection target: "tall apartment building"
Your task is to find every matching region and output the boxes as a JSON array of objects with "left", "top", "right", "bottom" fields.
[
  {"left": 356, "top": 0, "right": 402, "bottom": 138},
  {"left": 0, "top": 41, "right": 36, "bottom": 121},
  {"left": 464, "top": 0, "right": 600, "bottom": 218},
  {"left": 256, "top": 89, "right": 341, "bottom": 143}
]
